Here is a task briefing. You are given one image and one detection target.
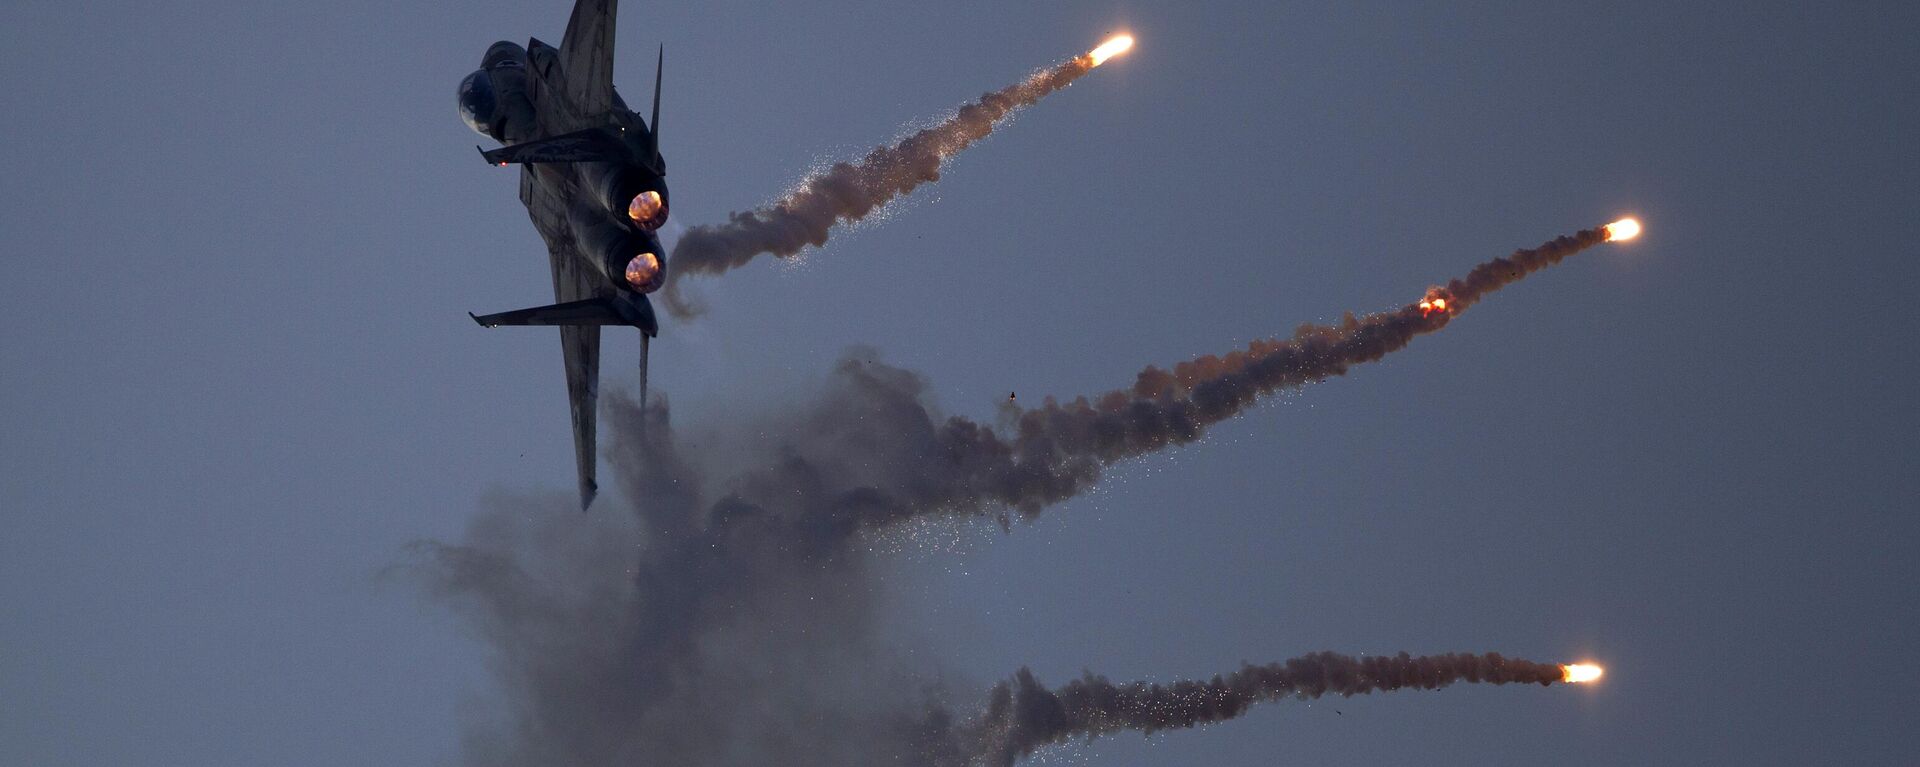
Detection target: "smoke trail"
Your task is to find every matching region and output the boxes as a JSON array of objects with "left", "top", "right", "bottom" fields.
[
  {"left": 664, "top": 47, "right": 1114, "bottom": 316},
  {"left": 800, "top": 225, "right": 1615, "bottom": 534},
  {"left": 407, "top": 222, "right": 1617, "bottom": 765},
  {"left": 961, "top": 652, "right": 1567, "bottom": 766}
]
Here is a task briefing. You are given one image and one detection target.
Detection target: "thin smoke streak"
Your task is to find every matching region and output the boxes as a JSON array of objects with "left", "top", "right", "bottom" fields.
[
  {"left": 664, "top": 52, "right": 1104, "bottom": 316},
  {"left": 961, "top": 652, "right": 1569, "bottom": 766}
]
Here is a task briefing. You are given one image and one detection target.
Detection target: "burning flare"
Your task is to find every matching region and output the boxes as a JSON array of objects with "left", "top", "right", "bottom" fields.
[
  {"left": 1417, "top": 292, "right": 1451, "bottom": 317},
  {"left": 1086, "top": 34, "right": 1135, "bottom": 67},
  {"left": 1603, "top": 217, "right": 1642, "bottom": 242},
  {"left": 1561, "top": 663, "right": 1605, "bottom": 683}
]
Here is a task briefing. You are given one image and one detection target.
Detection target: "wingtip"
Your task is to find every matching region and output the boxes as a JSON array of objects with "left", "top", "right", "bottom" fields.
[{"left": 468, "top": 312, "right": 494, "bottom": 328}]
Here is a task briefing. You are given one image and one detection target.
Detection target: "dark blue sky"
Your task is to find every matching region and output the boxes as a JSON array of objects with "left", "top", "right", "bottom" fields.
[{"left": 4, "top": 1, "right": 1917, "bottom": 764}]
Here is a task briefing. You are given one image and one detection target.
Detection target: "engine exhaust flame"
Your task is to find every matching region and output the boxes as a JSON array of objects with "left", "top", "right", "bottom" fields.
[
  {"left": 627, "top": 190, "right": 666, "bottom": 230},
  {"left": 1085, "top": 34, "right": 1134, "bottom": 67},
  {"left": 1604, "top": 217, "right": 1642, "bottom": 242},
  {"left": 624, "top": 252, "right": 663, "bottom": 293},
  {"left": 1562, "top": 663, "right": 1605, "bottom": 683},
  {"left": 664, "top": 33, "right": 1130, "bottom": 317}
]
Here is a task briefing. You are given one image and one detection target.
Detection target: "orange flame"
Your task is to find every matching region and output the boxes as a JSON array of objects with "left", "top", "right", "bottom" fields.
[
  {"left": 1087, "top": 35, "right": 1134, "bottom": 67},
  {"left": 1561, "top": 663, "right": 1604, "bottom": 684},
  {"left": 628, "top": 190, "right": 667, "bottom": 230},
  {"left": 1603, "top": 217, "right": 1642, "bottom": 242},
  {"left": 624, "top": 252, "right": 664, "bottom": 293},
  {"left": 1417, "top": 292, "right": 1451, "bottom": 317}
]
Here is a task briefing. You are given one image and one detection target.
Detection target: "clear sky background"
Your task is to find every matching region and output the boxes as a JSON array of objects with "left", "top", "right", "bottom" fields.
[{"left": 4, "top": 1, "right": 1917, "bottom": 764}]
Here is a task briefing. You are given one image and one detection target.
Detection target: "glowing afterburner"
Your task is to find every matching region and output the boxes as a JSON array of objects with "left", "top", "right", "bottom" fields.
[
  {"left": 625, "top": 251, "right": 664, "bottom": 293},
  {"left": 628, "top": 190, "right": 667, "bottom": 230}
]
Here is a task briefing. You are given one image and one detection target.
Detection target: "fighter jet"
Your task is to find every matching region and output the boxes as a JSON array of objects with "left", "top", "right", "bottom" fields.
[{"left": 458, "top": 0, "right": 669, "bottom": 510}]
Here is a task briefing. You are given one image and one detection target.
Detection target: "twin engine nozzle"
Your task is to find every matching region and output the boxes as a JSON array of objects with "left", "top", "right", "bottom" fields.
[
  {"left": 576, "top": 162, "right": 669, "bottom": 293},
  {"left": 569, "top": 195, "right": 666, "bottom": 295}
]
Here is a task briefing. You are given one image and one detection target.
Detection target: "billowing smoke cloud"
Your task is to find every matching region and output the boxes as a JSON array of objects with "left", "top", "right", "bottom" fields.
[
  {"left": 960, "top": 652, "right": 1567, "bottom": 766},
  {"left": 408, "top": 224, "right": 1615, "bottom": 765},
  {"left": 664, "top": 51, "right": 1108, "bottom": 316}
]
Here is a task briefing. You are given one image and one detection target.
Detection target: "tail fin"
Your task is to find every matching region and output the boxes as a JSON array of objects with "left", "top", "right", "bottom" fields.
[{"left": 650, "top": 44, "right": 664, "bottom": 171}]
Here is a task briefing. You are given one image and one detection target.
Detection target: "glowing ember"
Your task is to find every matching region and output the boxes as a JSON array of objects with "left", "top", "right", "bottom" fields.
[
  {"left": 1562, "top": 664, "right": 1605, "bottom": 684},
  {"left": 624, "top": 252, "right": 663, "bottom": 293},
  {"left": 1603, "top": 217, "right": 1642, "bottom": 242},
  {"left": 628, "top": 190, "right": 667, "bottom": 230},
  {"left": 1087, "top": 34, "right": 1134, "bottom": 66}
]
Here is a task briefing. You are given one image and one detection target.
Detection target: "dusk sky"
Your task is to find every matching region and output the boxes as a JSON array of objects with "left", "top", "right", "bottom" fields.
[{"left": 4, "top": 1, "right": 1917, "bottom": 764}]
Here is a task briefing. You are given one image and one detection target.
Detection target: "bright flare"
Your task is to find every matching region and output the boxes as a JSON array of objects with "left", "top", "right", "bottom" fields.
[
  {"left": 1604, "top": 217, "right": 1642, "bottom": 242},
  {"left": 1087, "top": 35, "right": 1134, "bottom": 66},
  {"left": 1562, "top": 664, "right": 1605, "bottom": 684}
]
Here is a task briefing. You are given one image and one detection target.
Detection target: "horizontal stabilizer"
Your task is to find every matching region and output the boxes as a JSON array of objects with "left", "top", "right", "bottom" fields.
[
  {"left": 470, "top": 294, "right": 658, "bottom": 335},
  {"left": 480, "top": 128, "right": 626, "bottom": 165}
]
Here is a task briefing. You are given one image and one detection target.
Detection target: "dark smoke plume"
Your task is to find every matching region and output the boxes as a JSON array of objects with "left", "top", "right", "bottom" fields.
[
  {"left": 664, "top": 55, "right": 1101, "bottom": 316},
  {"left": 962, "top": 652, "right": 1567, "bottom": 766},
  {"left": 408, "top": 224, "right": 1611, "bottom": 765}
]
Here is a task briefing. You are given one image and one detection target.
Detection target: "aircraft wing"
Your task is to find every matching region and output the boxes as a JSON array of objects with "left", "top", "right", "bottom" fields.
[
  {"left": 556, "top": 0, "right": 618, "bottom": 130},
  {"left": 521, "top": 168, "right": 605, "bottom": 509}
]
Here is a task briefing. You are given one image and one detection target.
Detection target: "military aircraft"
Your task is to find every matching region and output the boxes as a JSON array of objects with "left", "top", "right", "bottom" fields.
[{"left": 458, "top": 0, "right": 669, "bottom": 510}]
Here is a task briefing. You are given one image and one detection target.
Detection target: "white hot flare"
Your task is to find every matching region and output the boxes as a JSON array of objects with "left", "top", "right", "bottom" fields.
[
  {"left": 1561, "top": 663, "right": 1605, "bottom": 684},
  {"left": 1087, "top": 35, "right": 1134, "bottom": 67},
  {"left": 1603, "top": 218, "right": 1642, "bottom": 242}
]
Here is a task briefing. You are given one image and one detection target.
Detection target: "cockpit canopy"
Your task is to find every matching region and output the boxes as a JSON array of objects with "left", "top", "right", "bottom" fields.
[
  {"left": 457, "top": 70, "right": 497, "bottom": 137},
  {"left": 482, "top": 40, "right": 527, "bottom": 71}
]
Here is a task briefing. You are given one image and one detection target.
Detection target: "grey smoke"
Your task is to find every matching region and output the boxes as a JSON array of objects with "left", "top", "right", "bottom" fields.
[
  {"left": 962, "top": 652, "right": 1568, "bottom": 766},
  {"left": 664, "top": 55, "right": 1100, "bottom": 317},
  {"left": 407, "top": 225, "right": 1613, "bottom": 764}
]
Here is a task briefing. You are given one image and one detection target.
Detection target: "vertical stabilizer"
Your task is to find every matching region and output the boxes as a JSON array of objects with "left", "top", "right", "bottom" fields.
[{"left": 651, "top": 44, "right": 664, "bottom": 170}]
